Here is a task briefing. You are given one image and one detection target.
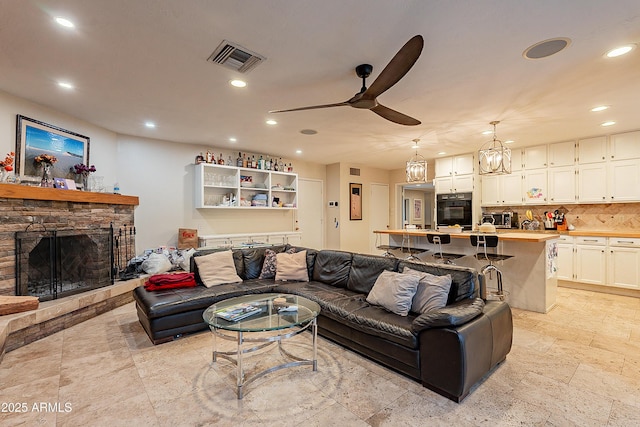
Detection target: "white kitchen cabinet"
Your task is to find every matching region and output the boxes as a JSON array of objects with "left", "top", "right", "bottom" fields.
[
  {"left": 548, "top": 166, "right": 576, "bottom": 203},
  {"left": 610, "top": 131, "right": 640, "bottom": 160},
  {"left": 435, "top": 154, "right": 474, "bottom": 177},
  {"left": 523, "top": 145, "right": 547, "bottom": 169},
  {"left": 523, "top": 169, "right": 547, "bottom": 204},
  {"left": 501, "top": 172, "right": 524, "bottom": 204},
  {"left": 509, "top": 148, "right": 523, "bottom": 171},
  {"left": 577, "top": 163, "right": 607, "bottom": 202},
  {"left": 577, "top": 136, "right": 607, "bottom": 164},
  {"left": 575, "top": 237, "right": 607, "bottom": 285},
  {"left": 548, "top": 141, "right": 575, "bottom": 167},
  {"left": 609, "top": 159, "right": 640, "bottom": 202},
  {"left": 607, "top": 237, "right": 640, "bottom": 289},
  {"left": 434, "top": 174, "right": 474, "bottom": 194},
  {"left": 480, "top": 175, "right": 500, "bottom": 205},
  {"left": 556, "top": 235, "right": 575, "bottom": 281},
  {"left": 195, "top": 163, "right": 297, "bottom": 209}
]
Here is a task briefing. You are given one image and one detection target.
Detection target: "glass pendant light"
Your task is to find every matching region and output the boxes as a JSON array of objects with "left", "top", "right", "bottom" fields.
[
  {"left": 479, "top": 121, "right": 511, "bottom": 175},
  {"left": 406, "top": 139, "right": 427, "bottom": 183}
]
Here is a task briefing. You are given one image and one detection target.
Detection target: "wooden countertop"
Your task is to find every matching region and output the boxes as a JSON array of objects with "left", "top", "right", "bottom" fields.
[
  {"left": 374, "top": 229, "right": 560, "bottom": 242},
  {"left": 567, "top": 230, "right": 640, "bottom": 238},
  {"left": 0, "top": 183, "right": 139, "bottom": 206}
]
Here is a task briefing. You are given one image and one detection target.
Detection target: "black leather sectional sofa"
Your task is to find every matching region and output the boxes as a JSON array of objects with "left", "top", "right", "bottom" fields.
[{"left": 133, "top": 245, "right": 513, "bottom": 402}]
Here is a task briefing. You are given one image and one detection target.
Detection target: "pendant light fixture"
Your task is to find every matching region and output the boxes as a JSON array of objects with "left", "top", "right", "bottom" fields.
[
  {"left": 479, "top": 121, "right": 511, "bottom": 175},
  {"left": 406, "top": 138, "right": 427, "bottom": 183}
]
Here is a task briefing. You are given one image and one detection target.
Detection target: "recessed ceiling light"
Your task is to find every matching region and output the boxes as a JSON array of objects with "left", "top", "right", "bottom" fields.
[
  {"left": 591, "top": 105, "right": 609, "bottom": 112},
  {"left": 606, "top": 44, "right": 635, "bottom": 58},
  {"left": 300, "top": 129, "right": 317, "bottom": 135},
  {"left": 266, "top": 119, "right": 277, "bottom": 125},
  {"left": 438, "top": 152, "right": 446, "bottom": 155},
  {"left": 523, "top": 37, "right": 571, "bottom": 60},
  {"left": 145, "top": 122, "right": 156, "bottom": 128},
  {"left": 54, "top": 17, "right": 75, "bottom": 28},
  {"left": 57, "top": 81, "right": 74, "bottom": 89},
  {"left": 296, "top": 150, "right": 302, "bottom": 154},
  {"left": 482, "top": 130, "right": 493, "bottom": 135},
  {"left": 504, "top": 140, "right": 514, "bottom": 144},
  {"left": 229, "top": 137, "right": 237, "bottom": 142},
  {"left": 601, "top": 121, "right": 616, "bottom": 127},
  {"left": 230, "top": 79, "right": 247, "bottom": 88}
]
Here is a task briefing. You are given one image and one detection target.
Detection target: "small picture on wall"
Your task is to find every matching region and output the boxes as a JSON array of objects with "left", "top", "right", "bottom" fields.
[
  {"left": 350, "top": 183, "right": 362, "bottom": 220},
  {"left": 412, "top": 198, "right": 422, "bottom": 221}
]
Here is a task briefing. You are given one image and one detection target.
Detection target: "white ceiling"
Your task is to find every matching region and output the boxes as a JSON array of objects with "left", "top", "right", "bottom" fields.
[{"left": 2, "top": 0, "right": 640, "bottom": 170}]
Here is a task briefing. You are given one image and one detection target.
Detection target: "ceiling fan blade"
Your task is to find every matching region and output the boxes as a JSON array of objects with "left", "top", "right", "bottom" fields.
[
  {"left": 362, "top": 35, "right": 424, "bottom": 99},
  {"left": 371, "top": 104, "right": 421, "bottom": 126},
  {"left": 269, "top": 101, "right": 349, "bottom": 113}
]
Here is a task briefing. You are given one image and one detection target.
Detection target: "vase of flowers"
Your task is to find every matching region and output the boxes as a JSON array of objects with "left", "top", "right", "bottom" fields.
[
  {"left": 73, "top": 163, "right": 96, "bottom": 191},
  {"left": 0, "top": 151, "right": 15, "bottom": 183},
  {"left": 34, "top": 154, "right": 57, "bottom": 187}
]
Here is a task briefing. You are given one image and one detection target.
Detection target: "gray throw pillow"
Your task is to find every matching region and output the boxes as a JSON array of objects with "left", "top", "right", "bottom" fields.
[
  {"left": 366, "top": 270, "right": 419, "bottom": 317},
  {"left": 403, "top": 267, "right": 452, "bottom": 313}
]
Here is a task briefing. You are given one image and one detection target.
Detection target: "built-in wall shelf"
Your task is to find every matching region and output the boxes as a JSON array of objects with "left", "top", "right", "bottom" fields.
[{"left": 194, "top": 163, "right": 297, "bottom": 209}]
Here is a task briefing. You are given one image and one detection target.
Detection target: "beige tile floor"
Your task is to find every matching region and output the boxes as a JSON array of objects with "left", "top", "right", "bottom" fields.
[{"left": 1, "top": 286, "right": 640, "bottom": 426}]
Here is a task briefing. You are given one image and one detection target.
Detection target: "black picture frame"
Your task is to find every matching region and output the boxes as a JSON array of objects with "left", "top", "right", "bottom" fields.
[
  {"left": 16, "top": 115, "right": 90, "bottom": 183},
  {"left": 350, "top": 183, "right": 362, "bottom": 220}
]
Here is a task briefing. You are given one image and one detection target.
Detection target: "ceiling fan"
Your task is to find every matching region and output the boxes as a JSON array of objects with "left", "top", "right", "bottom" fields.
[{"left": 269, "top": 35, "right": 424, "bottom": 126}]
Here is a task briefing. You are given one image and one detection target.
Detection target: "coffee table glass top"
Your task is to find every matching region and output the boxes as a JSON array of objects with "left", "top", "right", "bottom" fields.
[{"left": 203, "top": 293, "right": 320, "bottom": 332}]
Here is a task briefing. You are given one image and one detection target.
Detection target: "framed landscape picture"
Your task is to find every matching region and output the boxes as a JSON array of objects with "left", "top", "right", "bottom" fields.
[
  {"left": 350, "top": 183, "right": 362, "bottom": 220},
  {"left": 15, "top": 115, "right": 90, "bottom": 182}
]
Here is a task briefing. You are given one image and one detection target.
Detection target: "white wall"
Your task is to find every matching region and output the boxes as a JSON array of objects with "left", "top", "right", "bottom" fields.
[{"left": 0, "top": 90, "right": 328, "bottom": 253}]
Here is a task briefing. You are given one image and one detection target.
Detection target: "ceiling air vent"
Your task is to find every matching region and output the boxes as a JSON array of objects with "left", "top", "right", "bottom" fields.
[
  {"left": 207, "top": 40, "right": 265, "bottom": 73},
  {"left": 350, "top": 168, "right": 361, "bottom": 176}
]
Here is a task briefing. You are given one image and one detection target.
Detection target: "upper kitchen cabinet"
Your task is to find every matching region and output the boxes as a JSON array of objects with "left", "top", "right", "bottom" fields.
[
  {"left": 610, "top": 131, "right": 640, "bottom": 160},
  {"left": 523, "top": 144, "right": 547, "bottom": 169},
  {"left": 509, "top": 148, "right": 523, "bottom": 172},
  {"left": 577, "top": 136, "right": 607, "bottom": 164},
  {"left": 523, "top": 168, "right": 547, "bottom": 204},
  {"left": 548, "top": 141, "right": 575, "bottom": 167},
  {"left": 435, "top": 154, "right": 474, "bottom": 177}
]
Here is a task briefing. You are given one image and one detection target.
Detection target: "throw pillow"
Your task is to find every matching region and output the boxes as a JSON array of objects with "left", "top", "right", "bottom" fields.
[
  {"left": 403, "top": 267, "right": 452, "bottom": 314},
  {"left": 141, "top": 252, "right": 173, "bottom": 275},
  {"left": 366, "top": 270, "right": 419, "bottom": 317},
  {"left": 194, "top": 250, "right": 242, "bottom": 288},
  {"left": 259, "top": 248, "right": 295, "bottom": 279},
  {"left": 275, "top": 250, "right": 309, "bottom": 282}
]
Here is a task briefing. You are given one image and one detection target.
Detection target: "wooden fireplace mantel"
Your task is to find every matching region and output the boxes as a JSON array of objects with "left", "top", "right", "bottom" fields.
[{"left": 0, "top": 183, "right": 139, "bottom": 206}]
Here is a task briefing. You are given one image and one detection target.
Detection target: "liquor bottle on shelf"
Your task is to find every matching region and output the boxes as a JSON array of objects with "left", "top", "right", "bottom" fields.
[
  {"left": 274, "top": 159, "right": 279, "bottom": 171},
  {"left": 218, "top": 154, "right": 224, "bottom": 165},
  {"left": 240, "top": 153, "right": 246, "bottom": 168},
  {"left": 227, "top": 155, "right": 233, "bottom": 165},
  {"left": 251, "top": 155, "right": 257, "bottom": 168},
  {"left": 288, "top": 163, "right": 293, "bottom": 172},
  {"left": 196, "top": 152, "right": 204, "bottom": 164},
  {"left": 265, "top": 157, "right": 271, "bottom": 170},
  {"left": 205, "top": 151, "right": 212, "bottom": 163},
  {"left": 258, "top": 155, "right": 264, "bottom": 169},
  {"left": 279, "top": 158, "right": 284, "bottom": 171}
]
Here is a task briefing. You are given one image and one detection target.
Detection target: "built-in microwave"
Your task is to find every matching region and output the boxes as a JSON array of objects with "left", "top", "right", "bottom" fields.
[
  {"left": 482, "top": 212, "right": 518, "bottom": 229},
  {"left": 436, "top": 193, "right": 473, "bottom": 230}
]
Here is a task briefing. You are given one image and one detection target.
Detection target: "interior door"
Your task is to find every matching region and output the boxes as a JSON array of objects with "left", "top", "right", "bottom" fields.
[
  {"left": 370, "top": 183, "right": 390, "bottom": 254},
  {"left": 297, "top": 178, "right": 324, "bottom": 249}
]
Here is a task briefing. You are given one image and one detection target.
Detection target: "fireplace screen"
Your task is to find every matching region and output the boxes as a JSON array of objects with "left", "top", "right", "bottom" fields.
[{"left": 15, "top": 228, "right": 113, "bottom": 301}]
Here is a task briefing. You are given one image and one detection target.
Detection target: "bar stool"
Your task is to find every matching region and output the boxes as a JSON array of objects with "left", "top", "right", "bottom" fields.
[
  {"left": 469, "top": 234, "right": 513, "bottom": 301},
  {"left": 401, "top": 231, "right": 426, "bottom": 262},
  {"left": 426, "top": 233, "right": 465, "bottom": 264},
  {"left": 375, "top": 233, "right": 400, "bottom": 257}
]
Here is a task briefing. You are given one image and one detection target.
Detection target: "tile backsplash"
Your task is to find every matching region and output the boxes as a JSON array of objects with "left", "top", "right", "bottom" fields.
[{"left": 487, "top": 203, "right": 640, "bottom": 231}]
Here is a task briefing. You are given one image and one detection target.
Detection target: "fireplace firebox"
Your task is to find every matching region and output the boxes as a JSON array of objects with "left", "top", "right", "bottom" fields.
[{"left": 15, "top": 228, "right": 113, "bottom": 301}]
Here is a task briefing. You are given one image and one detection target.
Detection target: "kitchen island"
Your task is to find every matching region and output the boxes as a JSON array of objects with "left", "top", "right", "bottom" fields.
[{"left": 374, "top": 229, "right": 560, "bottom": 313}]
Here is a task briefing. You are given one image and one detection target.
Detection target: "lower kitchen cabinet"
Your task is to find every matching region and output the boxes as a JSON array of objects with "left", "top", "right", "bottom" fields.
[
  {"left": 575, "top": 243, "right": 607, "bottom": 285},
  {"left": 608, "top": 238, "right": 640, "bottom": 289}
]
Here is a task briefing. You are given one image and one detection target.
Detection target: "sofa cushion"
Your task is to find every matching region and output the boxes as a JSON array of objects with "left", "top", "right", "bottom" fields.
[
  {"left": 242, "top": 245, "right": 287, "bottom": 280},
  {"left": 192, "top": 249, "right": 244, "bottom": 282},
  {"left": 194, "top": 250, "right": 243, "bottom": 287},
  {"left": 259, "top": 248, "right": 295, "bottom": 279},
  {"left": 346, "top": 254, "right": 398, "bottom": 294},
  {"left": 366, "top": 271, "right": 419, "bottom": 316},
  {"left": 402, "top": 267, "right": 452, "bottom": 313},
  {"left": 398, "top": 260, "right": 477, "bottom": 303},
  {"left": 276, "top": 250, "right": 309, "bottom": 281},
  {"left": 312, "top": 250, "right": 353, "bottom": 288}
]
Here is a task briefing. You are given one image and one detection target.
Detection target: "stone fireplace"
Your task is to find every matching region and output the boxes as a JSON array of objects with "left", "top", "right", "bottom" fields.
[
  {"left": 15, "top": 228, "right": 113, "bottom": 301},
  {"left": 0, "top": 184, "right": 138, "bottom": 297}
]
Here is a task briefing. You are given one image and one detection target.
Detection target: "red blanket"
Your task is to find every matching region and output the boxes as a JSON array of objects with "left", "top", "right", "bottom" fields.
[{"left": 144, "top": 272, "right": 197, "bottom": 291}]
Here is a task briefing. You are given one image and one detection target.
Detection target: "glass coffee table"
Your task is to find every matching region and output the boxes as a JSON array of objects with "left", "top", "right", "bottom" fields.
[{"left": 203, "top": 293, "right": 321, "bottom": 399}]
